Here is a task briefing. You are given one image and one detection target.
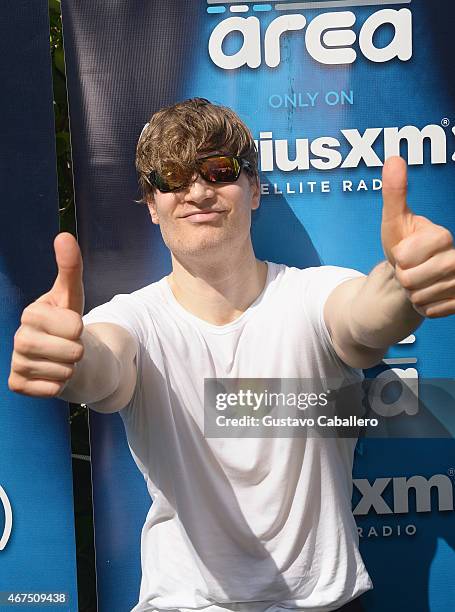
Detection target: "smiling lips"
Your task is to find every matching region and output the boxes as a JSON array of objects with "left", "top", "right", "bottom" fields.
[{"left": 180, "top": 209, "right": 226, "bottom": 222}]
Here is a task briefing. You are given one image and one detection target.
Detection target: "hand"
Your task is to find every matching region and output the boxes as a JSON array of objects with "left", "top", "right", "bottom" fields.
[
  {"left": 381, "top": 156, "right": 455, "bottom": 318},
  {"left": 8, "top": 232, "right": 86, "bottom": 397}
]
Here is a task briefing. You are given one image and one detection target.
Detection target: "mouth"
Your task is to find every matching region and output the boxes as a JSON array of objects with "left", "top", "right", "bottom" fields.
[{"left": 179, "top": 210, "right": 226, "bottom": 223}]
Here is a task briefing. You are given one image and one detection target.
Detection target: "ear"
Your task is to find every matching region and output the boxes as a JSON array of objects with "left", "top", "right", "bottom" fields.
[
  {"left": 147, "top": 198, "right": 160, "bottom": 224},
  {"left": 251, "top": 176, "right": 261, "bottom": 211}
]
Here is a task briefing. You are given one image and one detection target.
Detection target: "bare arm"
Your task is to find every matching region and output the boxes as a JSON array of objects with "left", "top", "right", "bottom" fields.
[
  {"left": 8, "top": 233, "right": 139, "bottom": 415},
  {"left": 324, "top": 260, "right": 423, "bottom": 369},
  {"left": 58, "top": 323, "right": 138, "bottom": 414},
  {"left": 324, "top": 156, "right": 455, "bottom": 370}
]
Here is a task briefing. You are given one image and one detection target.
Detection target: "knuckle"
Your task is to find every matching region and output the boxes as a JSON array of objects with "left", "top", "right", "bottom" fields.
[
  {"left": 62, "top": 365, "right": 75, "bottom": 381},
  {"left": 409, "top": 292, "right": 424, "bottom": 307},
  {"left": 72, "top": 342, "right": 84, "bottom": 362},
  {"left": 391, "top": 245, "right": 403, "bottom": 265},
  {"left": 438, "top": 227, "right": 453, "bottom": 248},
  {"left": 20, "top": 303, "right": 41, "bottom": 326},
  {"left": 442, "top": 255, "right": 455, "bottom": 277},
  {"left": 39, "top": 381, "right": 61, "bottom": 398},
  {"left": 397, "top": 270, "right": 413, "bottom": 290},
  {"left": 20, "top": 307, "right": 31, "bottom": 326},
  {"left": 21, "top": 302, "right": 55, "bottom": 330},
  {"left": 11, "top": 353, "right": 25, "bottom": 375},
  {"left": 20, "top": 302, "right": 36, "bottom": 321},
  {"left": 13, "top": 327, "right": 22, "bottom": 344},
  {"left": 14, "top": 332, "right": 32, "bottom": 354},
  {"left": 69, "top": 315, "right": 84, "bottom": 340},
  {"left": 394, "top": 244, "right": 411, "bottom": 267},
  {"left": 7, "top": 374, "right": 21, "bottom": 393},
  {"left": 393, "top": 238, "right": 416, "bottom": 268}
]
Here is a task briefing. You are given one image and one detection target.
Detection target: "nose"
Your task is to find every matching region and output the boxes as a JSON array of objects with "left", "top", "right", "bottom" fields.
[{"left": 182, "top": 173, "right": 216, "bottom": 204}]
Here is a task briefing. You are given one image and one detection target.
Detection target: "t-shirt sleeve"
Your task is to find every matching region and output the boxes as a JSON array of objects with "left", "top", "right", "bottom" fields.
[
  {"left": 302, "top": 265, "right": 367, "bottom": 373},
  {"left": 82, "top": 294, "right": 145, "bottom": 344}
]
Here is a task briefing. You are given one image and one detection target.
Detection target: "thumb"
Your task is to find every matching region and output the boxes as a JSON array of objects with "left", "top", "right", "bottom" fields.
[
  {"left": 381, "top": 156, "right": 410, "bottom": 224},
  {"left": 38, "top": 232, "right": 85, "bottom": 314},
  {"left": 381, "top": 156, "right": 413, "bottom": 264}
]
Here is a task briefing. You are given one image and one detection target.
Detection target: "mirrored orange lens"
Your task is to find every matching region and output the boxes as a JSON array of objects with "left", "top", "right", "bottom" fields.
[
  {"left": 152, "top": 156, "right": 242, "bottom": 191},
  {"left": 199, "top": 156, "right": 240, "bottom": 182},
  {"left": 155, "top": 166, "right": 190, "bottom": 191}
]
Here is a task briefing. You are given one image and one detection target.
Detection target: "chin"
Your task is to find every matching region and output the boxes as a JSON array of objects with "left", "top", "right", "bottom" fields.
[
  {"left": 171, "top": 232, "right": 234, "bottom": 259},
  {"left": 177, "top": 239, "right": 225, "bottom": 258},
  {"left": 164, "top": 224, "right": 226, "bottom": 250}
]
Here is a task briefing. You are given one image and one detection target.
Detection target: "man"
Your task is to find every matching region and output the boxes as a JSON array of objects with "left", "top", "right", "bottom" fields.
[{"left": 8, "top": 98, "right": 455, "bottom": 612}]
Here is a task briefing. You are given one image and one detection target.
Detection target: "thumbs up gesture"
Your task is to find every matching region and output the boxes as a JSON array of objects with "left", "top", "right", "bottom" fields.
[
  {"left": 8, "top": 232, "right": 86, "bottom": 397},
  {"left": 381, "top": 157, "right": 455, "bottom": 318}
]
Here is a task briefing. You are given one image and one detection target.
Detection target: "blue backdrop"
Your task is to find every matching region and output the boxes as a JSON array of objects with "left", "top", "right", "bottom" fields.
[
  {"left": 62, "top": 1, "right": 455, "bottom": 610},
  {"left": 0, "top": 0, "right": 78, "bottom": 608}
]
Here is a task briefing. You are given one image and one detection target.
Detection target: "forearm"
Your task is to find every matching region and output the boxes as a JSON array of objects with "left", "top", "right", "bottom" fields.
[
  {"left": 349, "top": 260, "right": 424, "bottom": 350},
  {"left": 57, "top": 327, "right": 121, "bottom": 405}
]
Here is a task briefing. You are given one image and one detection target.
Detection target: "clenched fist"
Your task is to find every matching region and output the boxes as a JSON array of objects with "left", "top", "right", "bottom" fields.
[
  {"left": 8, "top": 232, "right": 86, "bottom": 398},
  {"left": 381, "top": 157, "right": 455, "bottom": 318}
]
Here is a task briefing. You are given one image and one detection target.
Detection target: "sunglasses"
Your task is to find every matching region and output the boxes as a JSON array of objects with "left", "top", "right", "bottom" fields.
[{"left": 147, "top": 155, "right": 253, "bottom": 193}]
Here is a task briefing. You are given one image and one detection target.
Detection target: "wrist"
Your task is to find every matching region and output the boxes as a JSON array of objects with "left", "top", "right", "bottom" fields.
[
  {"left": 57, "top": 327, "right": 120, "bottom": 404},
  {"left": 349, "top": 259, "right": 424, "bottom": 350}
]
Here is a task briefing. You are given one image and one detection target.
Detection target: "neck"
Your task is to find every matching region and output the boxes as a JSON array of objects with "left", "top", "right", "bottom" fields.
[{"left": 168, "top": 242, "right": 268, "bottom": 325}]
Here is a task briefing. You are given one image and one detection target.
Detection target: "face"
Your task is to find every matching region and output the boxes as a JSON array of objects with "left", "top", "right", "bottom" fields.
[{"left": 146, "top": 162, "right": 260, "bottom": 260}]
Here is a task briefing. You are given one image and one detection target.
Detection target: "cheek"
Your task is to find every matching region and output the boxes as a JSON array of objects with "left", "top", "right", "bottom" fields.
[
  {"left": 149, "top": 196, "right": 176, "bottom": 223},
  {"left": 233, "top": 178, "right": 257, "bottom": 208},
  {"left": 222, "top": 183, "right": 254, "bottom": 211}
]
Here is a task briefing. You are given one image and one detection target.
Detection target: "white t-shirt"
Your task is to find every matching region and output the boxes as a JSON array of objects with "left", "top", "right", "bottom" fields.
[{"left": 82, "top": 262, "right": 373, "bottom": 612}]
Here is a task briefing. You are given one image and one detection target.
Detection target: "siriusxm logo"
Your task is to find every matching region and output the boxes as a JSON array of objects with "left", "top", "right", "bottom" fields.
[
  {"left": 368, "top": 367, "right": 418, "bottom": 418},
  {"left": 353, "top": 474, "right": 454, "bottom": 516},
  {"left": 0, "top": 485, "right": 12, "bottom": 551},
  {"left": 254, "top": 124, "right": 447, "bottom": 172},
  {"left": 208, "top": 4, "right": 412, "bottom": 70}
]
